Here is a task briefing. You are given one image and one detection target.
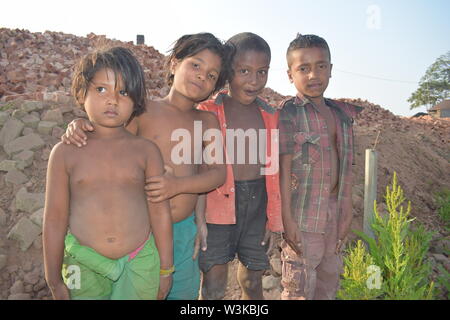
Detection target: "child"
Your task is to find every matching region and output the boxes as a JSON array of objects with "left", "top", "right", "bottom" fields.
[
  {"left": 196, "top": 32, "right": 283, "bottom": 300},
  {"left": 60, "top": 33, "right": 228, "bottom": 300},
  {"left": 279, "top": 34, "right": 360, "bottom": 300},
  {"left": 43, "top": 47, "right": 173, "bottom": 300}
]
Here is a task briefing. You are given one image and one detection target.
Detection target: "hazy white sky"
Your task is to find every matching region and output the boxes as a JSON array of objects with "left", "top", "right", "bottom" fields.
[{"left": 2, "top": 0, "right": 449, "bottom": 116}]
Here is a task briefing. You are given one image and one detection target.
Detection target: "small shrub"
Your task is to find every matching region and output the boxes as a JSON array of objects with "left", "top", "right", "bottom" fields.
[
  {"left": 338, "top": 172, "right": 435, "bottom": 300},
  {"left": 435, "top": 188, "right": 450, "bottom": 232}
]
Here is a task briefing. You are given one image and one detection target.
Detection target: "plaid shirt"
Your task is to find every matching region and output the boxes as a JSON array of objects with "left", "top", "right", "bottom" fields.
[{"left": 279, "top": 95, "right": 360, "bottom": 235}]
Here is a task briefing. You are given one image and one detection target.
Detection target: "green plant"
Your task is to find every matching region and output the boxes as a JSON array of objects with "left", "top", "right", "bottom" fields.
[
  {"left": 436, "top": 265, "right": 450, "bottom": 300},
  {"left": 338, "top": 172, "right": 435, "bottom": 300},
  {"left": 435, "top": 188, "right": 450, "bottom": 232},
  {"left": 337, "top": 240, "right": 383, "bottom": 300}
]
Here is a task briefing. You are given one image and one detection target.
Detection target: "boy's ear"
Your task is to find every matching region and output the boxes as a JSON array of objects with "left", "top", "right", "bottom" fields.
[
  {"left": 287, "top": 69, "right": 294, "bottom": 83},
  {"left": 329, "top": 63, "right": 333, "bottom": 78},
  {"left": 170, "top": 59, "right": 179, "bottom": 75},
  {"left": 77, "top": 92, "right": 86, "bottom": 111}
]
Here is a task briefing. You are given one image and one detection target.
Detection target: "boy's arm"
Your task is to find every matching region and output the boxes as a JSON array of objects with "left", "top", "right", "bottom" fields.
[
  {"left": 43, "top": 143, "right": 71, "bottom": 299},
  {"left": 61, "top": 116, "right": 139, "bottom": 146},
  {"left": 280, "top": 154, "right": 302, "bottom": 256},
  {"left": 146, "top": 112, "right": 226, "bottom": 202},
  {"left": 179, "top": 111, "right": 226, "bottom": 193},
  {"left": 192, "top": 193, "right": 207, "bottom": 260},
  {"left": 144, "top": 143, "right": 174, "bottom": 300}
]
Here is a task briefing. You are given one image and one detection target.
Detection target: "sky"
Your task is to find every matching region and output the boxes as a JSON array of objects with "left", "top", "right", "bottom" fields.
[{"left": 2, "top": 0, "right": 449, "bottom": 116}]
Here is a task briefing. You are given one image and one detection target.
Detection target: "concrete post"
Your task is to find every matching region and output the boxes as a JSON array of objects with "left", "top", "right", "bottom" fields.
[{"left": 363, "top": 149, "right": 377, "bottom": 239}]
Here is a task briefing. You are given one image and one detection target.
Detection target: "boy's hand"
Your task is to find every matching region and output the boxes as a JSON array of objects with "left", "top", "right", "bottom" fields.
[
  {"left": 146, "top": 165, "right": 180, "bottom": 202},
  {"left": 157, "top": 275, "right": 173, "bottom": 300},
  {"left": 261, "top": 229, "right": 275, "bottom": 255},
  {"left": 192, "top": 219, "right": 208, "bottom": 260},
  {"left": 283, "top": 219, "right": 302, "bottom": 257},
  {"left": 335, "top": 237, "right": 347, "bottom": 255},
  {"left": 50, "top": 282, "right": 70, "bottom": 300},
  {"left": 61, "top": 118, "right": 94, "bottom": 147}
]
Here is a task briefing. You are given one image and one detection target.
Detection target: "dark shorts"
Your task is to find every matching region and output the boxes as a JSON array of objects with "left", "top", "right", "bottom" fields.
[{"left": 199, "top": 178, "right": 270, "bottom": 273}]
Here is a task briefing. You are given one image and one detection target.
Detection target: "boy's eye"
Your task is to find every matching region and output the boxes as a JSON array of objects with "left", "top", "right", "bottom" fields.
[
  {"left": 239, "top": 69, "right": 249, "bottom": 75},
  {"left": 258, "top": 70, "right": 268, "bottom": 76},
  {"left": 119, "top": 90, "right": 128, "bottom": 96},
  {"left": 192, "top": 63, "right": 200, "bottom": 69},
  {"left": 96, "top": 87, "right": 106, "bottom": 93},
  {"left": 299, "top": 66, "right": 309, "bottom": 73}
]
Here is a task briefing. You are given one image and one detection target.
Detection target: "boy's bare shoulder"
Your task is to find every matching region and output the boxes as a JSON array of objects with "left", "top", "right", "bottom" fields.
[
  {"left": 128, "top": 134, "right": 160, "bottom": 154},
  {"left": 142, "top": 99, "right": 169, "bottom": 116},
  {"left": 126, "top": 136, "right": 161, "bottom": 161},
  {"left": 50, "top": 141, "right": 77, "bottom": 157},
  {"left": 195, "top": 108, "right": 219, "bottom": 125}
]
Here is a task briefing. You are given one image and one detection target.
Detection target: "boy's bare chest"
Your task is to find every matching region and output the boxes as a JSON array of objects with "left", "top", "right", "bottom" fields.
[
  {"left": 68, "top": 147, "right": 145, "bottom": 186},
  {"left": 315, "top": 105, "right": 337, "bottom": 139},
  {"left": 138, "top": 112, "right": 203, "bottom": 167},
  {"left": 139, "top": 111, "right": 201, "bottom": 142},
  {"left": 224, "top": 105, "right": 265, "bottom": 131}
]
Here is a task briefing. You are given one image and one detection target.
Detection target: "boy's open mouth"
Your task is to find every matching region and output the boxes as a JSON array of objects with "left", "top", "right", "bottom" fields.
[{"left": 244, "top": 89, "right": 260, "bottom": 96}]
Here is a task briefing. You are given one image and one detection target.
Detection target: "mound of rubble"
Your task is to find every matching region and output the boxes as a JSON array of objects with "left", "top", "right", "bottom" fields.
[{"left": 1, "top": 28, "right": 449, "bottom": 300}]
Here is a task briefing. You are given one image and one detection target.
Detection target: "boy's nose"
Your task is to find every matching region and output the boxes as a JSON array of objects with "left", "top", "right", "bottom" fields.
[
  {"left": 309, "top": 67, "right": 320, "bottom": 79},
  {"left": 249, "top": 72, "right": 258, "bottom": 85},
  {"left": 197, "top": 72, "right": 206, "bottom": 81},
  {"left": 107, "top": 92, "right": 119, "bottom": 105}
]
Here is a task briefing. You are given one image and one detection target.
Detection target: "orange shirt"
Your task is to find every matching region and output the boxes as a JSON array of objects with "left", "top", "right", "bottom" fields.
[{"left": 197, "top": 92, "right": 283, "bottom": 232}]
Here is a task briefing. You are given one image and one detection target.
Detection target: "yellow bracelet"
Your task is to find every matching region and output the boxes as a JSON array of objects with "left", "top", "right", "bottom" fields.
[{"left": 160, "top": 266, "right": 175, "bottom": 276}]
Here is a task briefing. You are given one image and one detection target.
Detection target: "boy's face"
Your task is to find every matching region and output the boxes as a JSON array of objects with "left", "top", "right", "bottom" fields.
[
  {"left": 287, "top": 47, "right": 332, "bottom": 99},
  {"left": 171, "top": 49, "right": 222, "bottom": 102},
  {"left": 229, "top": 50, "right": 270, "bottom": 105},
  {"left": 82, "top": 68, "right": 134, "bottom": 128}
]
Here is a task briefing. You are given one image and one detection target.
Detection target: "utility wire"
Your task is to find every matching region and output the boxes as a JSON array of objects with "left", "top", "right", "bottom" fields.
[{"left": 334, "top": 68, "right": 419, "bottom": 84}]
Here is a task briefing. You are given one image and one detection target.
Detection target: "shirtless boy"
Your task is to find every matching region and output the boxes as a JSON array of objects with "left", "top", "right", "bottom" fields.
[{"left": 43, "top": 47, "right": 173, "bottom": 300}]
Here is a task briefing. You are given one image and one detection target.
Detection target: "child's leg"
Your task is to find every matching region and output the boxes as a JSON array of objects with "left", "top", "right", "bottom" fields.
[
  {"left": 201, "top": 264, "right": 229, "bottom": 300},
  {"left": 199, "top": 223, "right": 235, "bottom": 300},
  {"left": 234, "top": 178, "right": 270, "bottom": 300},
  {"left": 280, "top": 232, "right": 325, "bottom": 300},
  {"left": 314, "top": 195, "right": 343, "bottom": 300},
  {"left": 237, "top": 263, "right": 265, "bottom": 299},
  {"left": 167, "top": 214, "right": 201, "bottom": 300},
  {"left": 110, "top": 236, "right": 160, "bottom": 300}
]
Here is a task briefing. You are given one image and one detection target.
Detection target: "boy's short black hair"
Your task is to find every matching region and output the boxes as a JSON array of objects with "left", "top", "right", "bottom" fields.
[
  {"left": 71, "top": 46, "right": 146, "bottom": 122},
  {"left": 286, "top": 33, "right": 331, "bottom": 67},
  {"left": 225, "top": 32, "right": 271, "bottom": 79},
  {"left": 166, "top": 33, "right": 228, "bottom": 94}
]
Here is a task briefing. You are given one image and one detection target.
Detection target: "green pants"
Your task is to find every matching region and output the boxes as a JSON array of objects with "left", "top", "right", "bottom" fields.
[
  {"left": 62, "top": 233, "right": 160, "bottom": 300},
  {"left": 167, "top": 214, "right": 200, "bottom": 300}
]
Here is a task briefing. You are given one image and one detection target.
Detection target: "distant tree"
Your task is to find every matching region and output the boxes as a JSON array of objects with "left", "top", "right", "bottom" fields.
[{"left": 408, "top": 51, "right": 450, "bottom": 110}]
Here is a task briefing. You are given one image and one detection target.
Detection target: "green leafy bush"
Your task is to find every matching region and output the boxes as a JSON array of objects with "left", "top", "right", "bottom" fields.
[
  {"left": 338, "top": 172, "right": 435, "bottom": 300},
  {"left": 435, "top": 188, "right": 450, "bottom": 232}
]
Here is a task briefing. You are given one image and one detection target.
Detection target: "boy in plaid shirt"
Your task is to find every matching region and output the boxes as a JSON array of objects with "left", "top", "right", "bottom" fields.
[{"left": 279, "top": 34, "right": 361, "bottom": 300}]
